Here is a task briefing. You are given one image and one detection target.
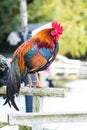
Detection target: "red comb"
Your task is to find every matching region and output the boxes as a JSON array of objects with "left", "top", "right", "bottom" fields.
[{"left": 52, "top": 22, "right": 63, "bottom": 35}]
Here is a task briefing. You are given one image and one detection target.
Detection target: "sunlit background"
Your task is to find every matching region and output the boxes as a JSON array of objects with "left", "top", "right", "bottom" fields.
[{"left": 0, "top": 0, "right": 87, "bottom": 59}]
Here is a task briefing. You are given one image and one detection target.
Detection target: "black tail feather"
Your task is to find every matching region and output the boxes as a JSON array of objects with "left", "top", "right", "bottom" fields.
[
  {"left": 3, "top": 93, "right": 19, "bottom": 111},
  {"left": 3, "top": 64, "right": 21, "bottom": 111},
  {"left": 3, "top": 97, "right": 11, "bottom": 107},
  {"left": 9, "top": 95, "right": 19, "bottom": 111}
]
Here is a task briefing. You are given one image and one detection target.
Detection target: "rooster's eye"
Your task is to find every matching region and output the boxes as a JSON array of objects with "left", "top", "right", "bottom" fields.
[
  {"left": 51, "top": 29, "right": 58, "bottom": 36},
  {"left": 53, "top": 29, "right": 57, "bottom": 34}
]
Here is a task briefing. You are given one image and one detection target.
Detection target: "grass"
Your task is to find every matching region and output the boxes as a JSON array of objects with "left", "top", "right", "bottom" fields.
[
  {"left": 0, "top": 122, "right": 7, "bottom": 128},
  {"left": 54, "top": 78, "right": 87, "bottom": 87},
  {"left": 54, "top": 79, "right": 72, "bottom": 87},
  {"left": 19, "top": 126, "right": 31, "bottom": 130},
  {"left": 0, "top": 123, "right": 31, "bottom": 130}
]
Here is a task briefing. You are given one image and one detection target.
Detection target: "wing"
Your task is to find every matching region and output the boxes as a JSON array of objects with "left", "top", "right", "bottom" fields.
[
  {"left": 37, "top": 42, "right": 59, "bottom": 71},
  {"left": 24, "top": 42, "right": 56, "bottom": 73},
  {"left": 24, "top": 43, "right": 58, "bottom": 72},
  {"left": 24, "top": 44, "right": 53, "bottom": 72}
]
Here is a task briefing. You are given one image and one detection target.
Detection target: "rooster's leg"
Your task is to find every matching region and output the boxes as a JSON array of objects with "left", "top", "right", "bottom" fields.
[
  {"left": 35, "top": 72, "right": 41, "bottom": 87},
  {"left": 35, "top": 72, "right": 47, "bottom": 88},
  {"left": 27, "top": 74, "right": 33, "bottom": 88}
]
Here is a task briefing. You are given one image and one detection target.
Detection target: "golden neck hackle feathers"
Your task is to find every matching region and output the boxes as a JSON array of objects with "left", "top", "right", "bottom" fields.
[{"left": 32, "top": 28, "right": 53, "bottom": 45}]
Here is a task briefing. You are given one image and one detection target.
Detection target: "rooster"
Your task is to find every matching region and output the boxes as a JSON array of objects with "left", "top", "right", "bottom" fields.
[{"left": 4, "top": 22, "right": 63, "bottom": 110}]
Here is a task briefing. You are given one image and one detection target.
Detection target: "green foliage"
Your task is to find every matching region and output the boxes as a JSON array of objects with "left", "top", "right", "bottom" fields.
[
  {"left": 0, "top": 0, "right": 20, "bottom": 44},
  {"left": 28, "top": 0, "right": 57, "bottom": 22},
  {"left": 57, "top": 0, "right": 87, "bottom": 58}
]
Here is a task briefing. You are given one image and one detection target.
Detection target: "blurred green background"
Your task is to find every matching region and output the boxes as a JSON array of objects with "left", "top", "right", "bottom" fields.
[{"left": 0, "top": 0, "right": 87, "bottom": 59}]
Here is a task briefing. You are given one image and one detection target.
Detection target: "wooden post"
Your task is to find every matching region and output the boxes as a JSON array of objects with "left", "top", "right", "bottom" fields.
[
  {"left": 32, "top": 96, "right": 44, "bottom": 130},
  {"left": 33, "top": 96, "right": 44, "bottom": 112},
  {"left": 32, "top": 124, "right": 43, "bottom": 130},
  {"left": 32, "top": 95, "right": 44, "bottom": 130}
]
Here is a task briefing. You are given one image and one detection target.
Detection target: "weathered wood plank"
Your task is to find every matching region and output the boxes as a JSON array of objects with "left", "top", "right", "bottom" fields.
[
  {"left": 0, "top": 87, "right": 68, "bottom": 97},
  {"left": 8, "top": 112, "right": 87, "bottom": 127},
  {"left": 20, "top": 87, "right": 67, "bottom": 97}
]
